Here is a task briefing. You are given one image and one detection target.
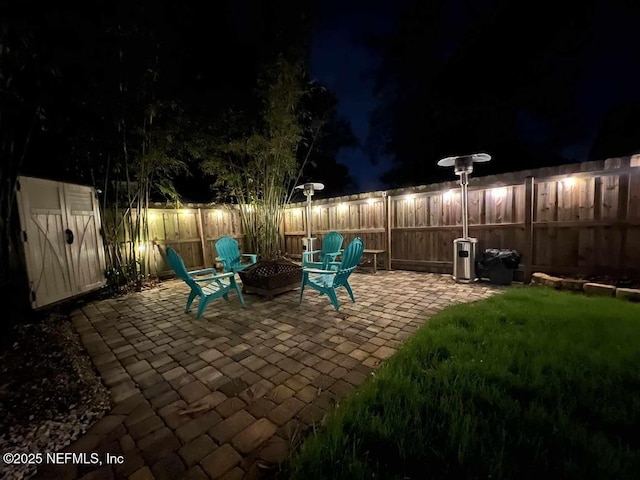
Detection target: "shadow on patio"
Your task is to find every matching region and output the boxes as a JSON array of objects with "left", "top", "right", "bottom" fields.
[{"left": 37, "top": 271, "right": 502, "bottom": 480}]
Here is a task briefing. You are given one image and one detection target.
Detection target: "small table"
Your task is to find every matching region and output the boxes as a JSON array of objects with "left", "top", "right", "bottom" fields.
[{"left": 360, "top": 249, "right": 386, "bottom": 274}]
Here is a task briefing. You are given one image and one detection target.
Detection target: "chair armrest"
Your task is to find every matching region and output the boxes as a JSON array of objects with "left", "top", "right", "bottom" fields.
[
  {"left": 215, "top": 256, "right": 243, "bottom": 265},
  {"left": 304, "top": 261, "right": 324, "bottom": 269},
  {"left": 192, "top": 271, "right": 234, "bottom": 282},
  {"left": 303, "top": 267, "right": 336, "bottom": 275},
  {"left": 241, "top": 254, "right": 258, "bottom": 263},
  {"left": 189, "top": 267, "right": 218, "bottom": 276}
]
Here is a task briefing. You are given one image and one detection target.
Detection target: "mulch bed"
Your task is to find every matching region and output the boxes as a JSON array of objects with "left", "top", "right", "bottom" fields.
[{"left": 0, "top": 314, "right": 111, "bottom": 480}]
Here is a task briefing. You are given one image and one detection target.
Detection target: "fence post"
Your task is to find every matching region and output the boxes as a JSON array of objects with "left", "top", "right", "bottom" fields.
[
  {"left": 384, "top": 191, "right": 392, "bottom": 270},
  {"left": 279, "top": 210, "right": 286, "bottom": 257},
  {"left": 617, "top": 158, "right": 631, "bottom": 275},
  {"left": 196, "top": 208, "right": 209, "bottom": 268},
  {"left": 524, "top": 176, "right": 535, "bottom": 283}
]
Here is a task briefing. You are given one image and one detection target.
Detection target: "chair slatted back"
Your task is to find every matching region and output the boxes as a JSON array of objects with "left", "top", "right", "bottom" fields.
[
  {"left": 215, "top": 236, "right": 242, "bottom": 272},
  {"left": 333, "top": 237, "right": 363, "bottom": 287},
  {"left": 320, "top": 231, "right": 344, "bottom": 268},
  {"left": 167, "top": 247, "right": 201, "bottom": 294}
]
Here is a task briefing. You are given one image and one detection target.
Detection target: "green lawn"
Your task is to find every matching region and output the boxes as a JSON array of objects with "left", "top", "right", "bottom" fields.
[{"left": 286, "top": 287, "right": 640, "bottom": 480}]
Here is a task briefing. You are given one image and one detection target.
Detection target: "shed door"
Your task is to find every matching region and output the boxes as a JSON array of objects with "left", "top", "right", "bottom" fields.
[
  {"left": 64, "top": 182, "right": 107, "bottom": 294},
  {"left": 16, "top": 176, "right": 106, "bottom": 308}
]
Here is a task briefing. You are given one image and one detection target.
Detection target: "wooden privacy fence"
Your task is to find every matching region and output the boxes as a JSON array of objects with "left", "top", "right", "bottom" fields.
[
  {"left": 125, "top": 155, "right": 640, "bottom": 281},
  {"left": 107, "top": 206, "right": 244, "bottom": 276},
  {"left": 284, "top": 155, "right": 640, "bottom": 281}
]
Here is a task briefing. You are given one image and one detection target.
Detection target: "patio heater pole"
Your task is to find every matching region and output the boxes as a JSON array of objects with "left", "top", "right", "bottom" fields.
[
  {"left": 305, "top": 190, "right": 312, "bottom": 240},
  {"left": 437, "top": 153, "right": 491, "bottom": 283},
  {"left": 460, "top": 169, "right": 469, "bottom": 240},
  {"left": 295, "top": 182, "right": 325, "bottom": 261}
]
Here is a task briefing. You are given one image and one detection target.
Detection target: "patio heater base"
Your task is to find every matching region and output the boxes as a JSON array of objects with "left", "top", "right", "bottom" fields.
[{"left": 453, "top": 237, "right": 478, "bottom": 283}]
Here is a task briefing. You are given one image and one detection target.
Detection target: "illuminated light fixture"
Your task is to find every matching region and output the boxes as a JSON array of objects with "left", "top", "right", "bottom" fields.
[
  {"left": 314, "top": 205, "right": 321, "bottom": 212},
  {"left": 137, "top": 244, "right": 146, "bottom": 253},
  {"left": 338, "top": 203, "right": 348, "bottom": 212},
  {"left": 216, "top": 210, "right": 224, "bottom": 218},
  {"left": 149, "top": 213, "right": 157, "bottom": 220},
  {"left": 443, "top": 189, "right": 455, "bottom": 202},
  {"left": 180, "top": 209, "right": 189, "bottom": 215},
  {"left": 245, "top": 204, "right": 254, "bottom": 213},
  {"left": 492, "top": 187, "right": 508, "bottom": 199},
  {"left": 367, "top": 198, "right": 376, "bottom": 205},
  {"left": 562, "top": 177, "right": 575, "bottom": 188},
  {"left": 404, "top": 194, "right": 414, "bottom": 201}
]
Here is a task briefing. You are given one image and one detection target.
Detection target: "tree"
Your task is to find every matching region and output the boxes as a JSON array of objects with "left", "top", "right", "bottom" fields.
[
  {"left": 292, "top": 85, "right": 359, "bottom": 198},
  {"left": 0, "top": 1, "right": 52, "bottom": 320},
  {"left": 200, "top": 58, "right": 307, "bottom": 259},
  {"left": 589, "top": 102, "right": 640, "bottom": 161},
  {"left": 5, "top": 0, "right": 194, "bottom": 291},
  {"left": 367, "top": 0, "right": 596, "bottom": 187}
]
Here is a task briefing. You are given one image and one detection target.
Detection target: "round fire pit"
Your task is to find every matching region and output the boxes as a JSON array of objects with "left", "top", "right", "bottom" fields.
[{"left": 237, "top": 259, "right": 303, "bottom": 300}]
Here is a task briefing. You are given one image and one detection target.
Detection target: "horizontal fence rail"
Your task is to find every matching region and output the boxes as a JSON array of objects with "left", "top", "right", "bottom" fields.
[{"left": 113, "top": 155, "right": 640, "bottom": 281}]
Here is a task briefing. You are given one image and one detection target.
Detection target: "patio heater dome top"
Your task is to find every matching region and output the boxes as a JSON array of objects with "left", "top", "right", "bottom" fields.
[
  {"left": 295, "top": 182, "right": 325, "bottom": 196},
  {"left": 438, "top": 153, "right": 491, "bottom": 175}
]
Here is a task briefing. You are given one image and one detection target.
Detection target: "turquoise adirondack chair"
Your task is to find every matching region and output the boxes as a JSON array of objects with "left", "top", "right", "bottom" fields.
[
  {"left": 302, "top": 231, "right": 344, "bottom": 271},
  {"left": 166, "top": 247, "right": 246, "bottom": 318},
  {"left": 299, "top": 237, "right": 364, "bottom": 311},
  {"left": 214, "top": 236, "right": 257, "bottom": 273}
]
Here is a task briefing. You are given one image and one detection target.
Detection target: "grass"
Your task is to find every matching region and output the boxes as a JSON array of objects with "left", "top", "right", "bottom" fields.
[{"left": 286, "top": 287, "right": 640, "bottom": 480}]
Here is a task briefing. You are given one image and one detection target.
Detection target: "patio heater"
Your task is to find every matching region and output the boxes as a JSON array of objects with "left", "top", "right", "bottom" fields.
[
  {"left": 295, "top": 182, "right": 324, "bottom": 261},
  {"left": 437, "top": 153, "right": 491, "bottom": 283}
]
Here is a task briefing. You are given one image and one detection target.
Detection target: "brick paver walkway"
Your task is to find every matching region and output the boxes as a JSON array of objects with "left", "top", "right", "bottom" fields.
[{"left": 37, "top": 271, "right": 501, "bottom": 480}]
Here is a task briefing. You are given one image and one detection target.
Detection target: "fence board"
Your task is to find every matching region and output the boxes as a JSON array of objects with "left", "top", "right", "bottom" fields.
[
  {"left": 536, "top": 181, "right": 557, "bottom": 222},
  {"left": 625, "top": 227, "right": 640, "bottom": 268},
  {"left": 429, "top": 195, "right": 442, "bottom": 226},
  {"left": 601, "top": 175, "right": 619, "bottom": 219},
  {"left": 629, "top": 171, "right": 640, "bottom": 218},
  {"left": 467, "top": 190, "right": 481, "bottom": 225}
]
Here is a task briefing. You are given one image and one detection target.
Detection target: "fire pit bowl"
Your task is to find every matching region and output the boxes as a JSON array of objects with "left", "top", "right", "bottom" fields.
[{"left": 238, "top": 259, "right": 303, "bottom": 300}]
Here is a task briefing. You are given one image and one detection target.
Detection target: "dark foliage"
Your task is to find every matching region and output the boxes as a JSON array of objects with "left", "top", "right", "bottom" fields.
[
  {"left": 589, "top": 102, "right": 640, "bottom": 160},
  {"left": 366, "top": 0, "right": 640, "bottom": 187}
]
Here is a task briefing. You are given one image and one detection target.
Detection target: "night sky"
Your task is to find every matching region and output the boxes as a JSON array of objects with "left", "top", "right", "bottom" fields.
[
  {"left": 311, "top": 0, "right": 406, "bottom": 192},
  {"left": 310, "top": 0, "right": 640, "bottom": 191},
  {"left": 4, "top": 0, "right": 640, "bottom": 197}
]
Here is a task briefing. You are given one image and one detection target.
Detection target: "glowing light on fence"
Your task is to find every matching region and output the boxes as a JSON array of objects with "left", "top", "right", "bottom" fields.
[
  {"left": 314, "top": 206, "right": 321, "bottom": 212},
  {"left": 404, "top": 194, "right": 414, "bottom": 202},
  {"left": 338, "top": 203, "right": 348, "bottom": 212},
  {"left": 367, "top": 198, "right": 376, "bottom": 205},
  {"left": 180, "top": 209, "right": 189, "bottom": 215},
  {"left": 216, "top": 210, "right": 224, "bottom": 218},
  {"left": 245, "top": 204, "right": 254, "bottom": 213},
  {"left": 443, "top": 190, "right": 455, "bottom": 202},
  {"left": 148, "top": 213, "right": 157, "bottom": 220},
  {"left": 492, "top": 187, "right": 508, "bottom": 199},
  {"left": 137, "top": 243, "right": 146, "bottom": 253},
  {"left": 562, "top": 177, "right": 575, "bottom": 188}
]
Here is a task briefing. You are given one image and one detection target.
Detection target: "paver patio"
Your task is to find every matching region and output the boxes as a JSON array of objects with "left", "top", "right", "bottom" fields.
[{"left": 36, "top": 271, "right": 501, "bottom": 480}]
